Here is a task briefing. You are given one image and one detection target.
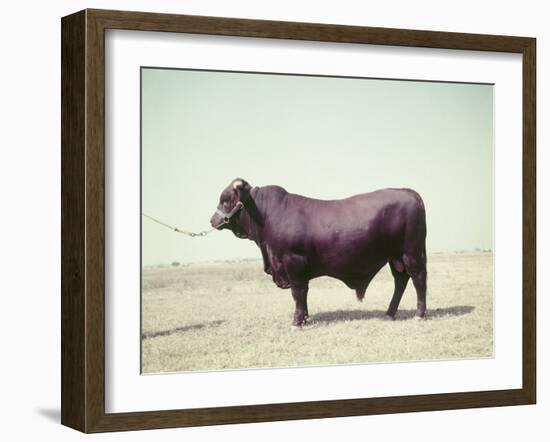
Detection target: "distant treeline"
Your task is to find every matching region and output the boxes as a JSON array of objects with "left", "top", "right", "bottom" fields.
[
  {"left": 145, "top": 249, "right": 492, "bottom": 269},
  {"left": 432, "top": 248, "right": 492, "bottom": 255}
]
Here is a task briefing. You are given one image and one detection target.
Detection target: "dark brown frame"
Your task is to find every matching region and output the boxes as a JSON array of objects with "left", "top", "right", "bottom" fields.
[{"left": 61, "top": 8, "right": 536, "bottom": 433}]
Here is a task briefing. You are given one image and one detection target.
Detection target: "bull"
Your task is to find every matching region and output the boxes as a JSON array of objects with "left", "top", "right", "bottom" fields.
[{"left": 210, "top": 178, "right": 427, "bottom": 327}]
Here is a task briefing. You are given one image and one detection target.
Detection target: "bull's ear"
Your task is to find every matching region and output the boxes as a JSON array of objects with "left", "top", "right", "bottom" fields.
[
  {"left": 232, "top": 178, "right": 244, "bottom": 190},
  {"left": 232, "top": 178, "right": 251, "bottom": 199}
]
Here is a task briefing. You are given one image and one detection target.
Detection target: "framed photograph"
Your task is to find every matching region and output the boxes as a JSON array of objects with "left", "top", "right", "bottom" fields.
[{"left": 61, "top": 9, "right": 536, "bottom": 433}]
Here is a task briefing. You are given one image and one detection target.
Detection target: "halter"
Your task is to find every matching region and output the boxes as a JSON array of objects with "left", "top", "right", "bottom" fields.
[
  {"left": 214, "top": 201, "right": 244, "bottom": 226},
  {"left": 213, "top": 188, "right": 256, "bottom": 228}
]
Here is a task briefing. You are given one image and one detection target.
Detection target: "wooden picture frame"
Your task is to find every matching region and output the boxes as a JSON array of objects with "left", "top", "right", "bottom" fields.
[{"left": 61, "top": 8, "right": 536, "bottom": 433}]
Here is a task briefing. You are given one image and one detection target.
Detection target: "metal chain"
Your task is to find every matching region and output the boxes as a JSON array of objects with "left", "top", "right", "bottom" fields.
[
  {"left": 142, "top": 200, "right": 244, "bottom": 237},
  {"left": 142, "top": 213, "right": 222, "bottom": 237}
]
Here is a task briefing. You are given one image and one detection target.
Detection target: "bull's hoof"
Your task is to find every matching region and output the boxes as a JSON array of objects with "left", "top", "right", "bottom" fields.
[
  {"left": 414, "top": 314, "right": 427, "bottom": 321},
  {"left": 385, "top": 313, "right": 396, "bottom": 321},
  {"left": 290, "top": 324, "right": 303, "bottom": 331},
  {"left": 291, "top": 317, "right": 308, "bottom": 329}
]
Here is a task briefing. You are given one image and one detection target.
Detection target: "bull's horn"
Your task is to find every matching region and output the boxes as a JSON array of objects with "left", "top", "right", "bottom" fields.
[{"left": 232, "top": 179, "right": 244, "bottom": 189}]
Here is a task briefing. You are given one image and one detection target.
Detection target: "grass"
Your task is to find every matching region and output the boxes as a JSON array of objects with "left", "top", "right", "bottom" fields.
[{"left": 141, "top": 253, "right": 493, "bottom": 373}]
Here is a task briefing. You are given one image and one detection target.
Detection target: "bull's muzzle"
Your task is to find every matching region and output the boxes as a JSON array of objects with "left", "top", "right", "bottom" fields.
[{"left": 210, "top": 213, "right": 225, "bottom": 229}]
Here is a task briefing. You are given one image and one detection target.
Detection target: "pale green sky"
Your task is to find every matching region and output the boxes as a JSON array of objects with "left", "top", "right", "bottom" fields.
[{"left": 142, "top": 68, "right": 493, "bottom": 265}]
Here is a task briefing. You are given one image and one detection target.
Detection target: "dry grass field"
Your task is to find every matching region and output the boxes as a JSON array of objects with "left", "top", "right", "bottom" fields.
[{"left": 141, "top": 253, "right": 493, "bottom": 374}]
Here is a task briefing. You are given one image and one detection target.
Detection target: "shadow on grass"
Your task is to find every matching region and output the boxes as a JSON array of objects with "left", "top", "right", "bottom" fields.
[
  {"left": 311, "top": 305, "right": 475, "bottom": 324},
  {"left": 142, "top": 319, "right": 225, "bottom": 340}
]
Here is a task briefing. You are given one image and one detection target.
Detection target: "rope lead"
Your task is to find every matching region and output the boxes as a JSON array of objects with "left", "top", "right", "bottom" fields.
[{"left": 142, "top": 213, "right": 218, "bottom": 237}]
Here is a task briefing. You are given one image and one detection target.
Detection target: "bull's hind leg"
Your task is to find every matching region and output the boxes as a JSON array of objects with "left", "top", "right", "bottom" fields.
[
  {"left": 411, "top": 271, "right": 427, "bottom": 319},
  {"left": 403, "top": 254, "right": 427, "bottom": 319},
  {"left": 291, "top": 285, "right": 309, "bottom": 328},
  {"left": 386, "top": 260, "right": 410, "bottom": 318}
]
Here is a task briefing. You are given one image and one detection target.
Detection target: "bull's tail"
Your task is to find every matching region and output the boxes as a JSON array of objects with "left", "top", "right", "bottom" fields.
[{"left": 403, "top": 189, "right": 428, "bottom": 319}]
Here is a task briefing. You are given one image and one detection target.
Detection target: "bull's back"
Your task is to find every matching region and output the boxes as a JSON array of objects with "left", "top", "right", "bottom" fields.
[
  {"left": 297, "top": 188, "right": 423, "bottom": 238},
  {"left": 277, "top": 188, "right": 425, "bottom": 274}
]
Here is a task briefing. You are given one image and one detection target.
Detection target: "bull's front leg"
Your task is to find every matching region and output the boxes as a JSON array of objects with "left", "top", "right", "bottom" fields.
[
  {"left": 260, "top": 245, "right": 272, "bottom": 275},
  {"left": 291, "top": 284, "right": 309, "bottom": 328},
  {"left": 274, "top": 253, "right": 309, "bottom": 328}
]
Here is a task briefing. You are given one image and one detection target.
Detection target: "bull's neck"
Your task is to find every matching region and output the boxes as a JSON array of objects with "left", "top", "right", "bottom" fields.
[{"left": 238, "top": 187, "right": 266, "bottom": 242}]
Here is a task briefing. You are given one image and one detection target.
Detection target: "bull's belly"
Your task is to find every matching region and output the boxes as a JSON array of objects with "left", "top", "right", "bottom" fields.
[
  {"left": 265, "top": 233, "right": 401, "bottom": 288},
  {"left": 308, "top": 248, "right": 388, "bottom": 281}
]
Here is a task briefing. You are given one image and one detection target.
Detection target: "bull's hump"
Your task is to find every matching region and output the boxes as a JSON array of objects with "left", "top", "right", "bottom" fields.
[
  {"left": 262, "top": 185, "right": 287, "bottom": 193},
  {"left": 260, "top": 185, "right": 288, "bottom": 202}
]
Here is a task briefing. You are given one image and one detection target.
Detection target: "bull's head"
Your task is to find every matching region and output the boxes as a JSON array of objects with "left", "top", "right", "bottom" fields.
[{"left": 210, "top": 178, "right": 252, "bottom": 238}]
